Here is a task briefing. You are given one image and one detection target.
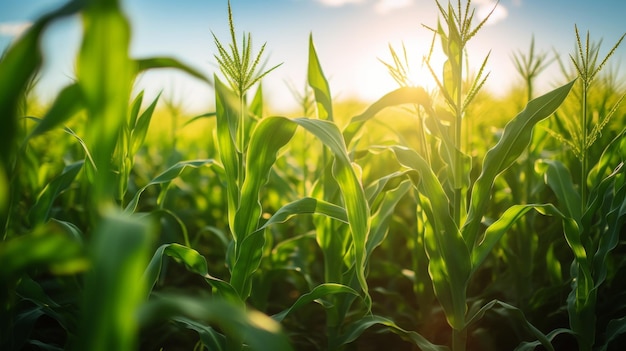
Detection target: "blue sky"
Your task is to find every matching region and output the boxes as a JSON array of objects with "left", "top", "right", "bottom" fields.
[{"left": 1, "top": 0, "right": 625, "bottom": 113}]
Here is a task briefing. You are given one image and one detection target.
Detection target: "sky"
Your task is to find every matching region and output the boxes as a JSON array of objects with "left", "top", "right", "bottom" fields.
[{"left": 1, "top": 0, "right": 625, "bottom": 113}]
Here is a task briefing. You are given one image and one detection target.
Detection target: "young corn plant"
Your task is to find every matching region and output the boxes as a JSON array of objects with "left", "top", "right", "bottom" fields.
[
  {"left": 537, "top": 26, "right": 626, "bottom": 351},
  {"left": 0, "top": 0, "right": 293, "bottom": 350},
  {"left": 342, "top": 1, "right": 575, "bottom": 350},
  {"left": 499, "top": 36, "right": 556, "bottom": 309}
]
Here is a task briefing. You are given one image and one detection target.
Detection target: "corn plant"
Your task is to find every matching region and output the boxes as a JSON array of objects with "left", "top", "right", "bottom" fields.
[
  {"left": 0, "top": 0, "right": 290, "bottom": 350},
  {"left": 341, "top": 1, "right": 575, "bottom": 350},
  {"left": 537, "top": 26, "right": 626, "bottom": 351}
]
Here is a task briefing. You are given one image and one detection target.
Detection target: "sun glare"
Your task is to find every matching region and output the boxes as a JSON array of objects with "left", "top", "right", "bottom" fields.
[{"left": 355, "top": 45, "right": 447, "bottom": 102}]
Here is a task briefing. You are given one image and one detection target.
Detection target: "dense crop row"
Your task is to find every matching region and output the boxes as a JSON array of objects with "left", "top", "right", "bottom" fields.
[{"left": 1, "top": 0, "right": 626, "bottom": 350}]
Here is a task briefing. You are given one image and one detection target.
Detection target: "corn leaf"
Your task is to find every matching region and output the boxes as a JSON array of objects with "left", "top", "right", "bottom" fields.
[
  {"left": 536, "top": 160, "right": 582, "bottom": 220},
  {"left": 78, "top": 0, "right": 134, "bottom": 207},
  {"left": 27, "top": 83, "right": 84, "bottom": 140},
  {"left": 366, "top": 179, "right": 412, "bottom": 258},
  {"left": 124, "top": 159, "right": 217, "bottom": 213},
  {"left": 136, "top": 57, "right": 210, "bottom": 84},
  {"left": 463, "top": 79, "right": 575, "bottom": 248},
  {"left": 390, "top": 145, "right": 469, "bottom": 330},
  {"left": 215, "top": 76, "right": 241, "bottom": 230},
  {"left": 343, "top": 87, "right": 431, "bottom": 145},
  {"left": 138, "top": 293, "right": 294, "bottom": 351},
  {"left": 333, "top": 314, "right": 449, "bottom": 351},
  {"left": 28, "top": 161, "right": 84, "bottom": 225},
  {"left": 130, "top": 92, "right": 161, "bottom": 154},
  {"left": 294, "top": 117, "right": 371, "bottom": 304},
  {"left": 272, "top": 283, "right": 360, "bottom": 322},
  {"left": 471, "top": 203, "right": 572, "bottom": 274},
  {"left": 73, "top": 211, "right": 154, "bottom": 351},
  {"left": 308, "top": 35, "right": 333, "bottom": 121},
  {"left": 465, "top": 300, "right": 555, "bottom": 351},
  {"left": 0, "top": 224, "right": 84, "bottom": 285}
]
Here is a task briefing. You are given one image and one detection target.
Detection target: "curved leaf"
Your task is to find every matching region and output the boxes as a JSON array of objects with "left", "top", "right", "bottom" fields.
[
  {"left": 463, "top": 79, "right": 575, "bottom": 248},
  {"left": 28, "top": 161, "right": 84, "bottom": 225},
  {"left": 333, "top": 315, "right": 449, "bottom": 351},
  {"left": 536, "top": 159, "right": 582, "bottom": 220},
  {"left": 465, "top": 299, "right": 557, "bottom": 351},
  {"left": 27, "top": 83, "right": 84, "bottom": 140},
  {"left": 343, "top": 87, "right": 431, "bottom": 145},
  {"left": 138, "top": 294, "right": 293, "bottom": 351},
  {"left": 272, "top": 283, "right": 360, "bottom": 322},
  {"left": 124, "top": 159, "right": 217, "bottom": 213},
  {"left": 136, "top": 57, "right": 210, "bottom": 84},
  {"left": 389, "top": 145, "right": 469, "bottom": 330}
]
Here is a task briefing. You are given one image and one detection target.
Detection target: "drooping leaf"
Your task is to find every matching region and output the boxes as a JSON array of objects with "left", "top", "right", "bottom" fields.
[
  {"left": 138, "top": 293, "right": 294, "bottom": 351},
  {"left": 343, "top": 87, "right": 431, "bottom": 145},
  {"left": 124, "top": 159, "right": 218, "bottom": 213},
  {"left": 27, "top": 83, "right": 84, "bottom": 140},
  {"left": 272, "top": 283, "right": 360, "bottom": 322},
  {"left": 333, "top": 314, "right": 449, "bottom": 351},
  {"left": 136, "top": 57, "right": 210, "bottom": 84}
]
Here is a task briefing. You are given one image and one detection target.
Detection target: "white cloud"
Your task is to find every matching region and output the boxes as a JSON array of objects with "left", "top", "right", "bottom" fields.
[
  {"left": 317, "top": 0, "right": 365, "bottom": 6},
  {"left": 473, "top": 0, "right": 508, "bottom": 26},
  {"left": 374, "top": 0, "right": 413, "bottom": 14},
  {"left": 0, "top": 21, "right": 32, "bottom": 37}
]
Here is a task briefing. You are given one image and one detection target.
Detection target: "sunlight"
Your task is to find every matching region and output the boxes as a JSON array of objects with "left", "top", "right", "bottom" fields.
[{"left": 354, "top": 44, "right": 447, "bottom": 101}]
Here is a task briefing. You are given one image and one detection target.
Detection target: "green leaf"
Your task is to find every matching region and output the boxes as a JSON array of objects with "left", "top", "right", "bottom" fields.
[
  {"left": 230, "top": 116, "right": 297, "bottom": 298},
  {"left": 333, "top": 315, "right": 449, "bottom": 351},
  {"left": 136, "top": 57, "right": 210, "bottom": 84},
  {"left": 130, "top": 91, "right": 161, "bottom": 154},
  {"left": 215, "top": 76, "right": 241, "bottom": 229},
  {"left": 73, "top": 211, "right": 154, "bottom": 351},
  {"left": 27, "top": 83, "right": 84, "bottom": 140},
  {"left": 366, "top": 179, "right": 412, "bottom": 258},
  {"left": 463, "top": 79, "right": 575, "bottom": 248},
  {"left": 28, "top": 161, "right": 84, "bottom": 225},
  {"left": 144, "top": 243, "right": 208, "bottom": 294},
  {"left": 78, "top": 0, "right": 134, "bottom": 208},
  {"left": 343, "top": 87, "right": 431, "bottom": 145},
  {"left": 308, "top": 34, "right": 333, "bottom": 121},
  {"left": 294, "top": 118, "right": 371, "bottom": 304},
  {"left": 0, "top": 0, "right": 83, "bottom": 169},
  {"left": 536, "top": 159, "right": 582, "bottom": 220},
  {"left": 249, "top": 83, "right": 264, "bottom": 118},
  {"left": 138, "top": 293, "right": 294, "bottom": 351},
  {"left": 124, "top": 159, "right": 217, "bottom": 213},
  {"left": 233, "top": 116, "right": 297, "bottom": 242},
  {"left": 272, "top": 283, "right": 360, "bottom": 322},
  {"left": 464, "top": 300, "right": 557, "bottom": 351},
  {"left": 0, "top": 224, "right": 84, "bottom": 285},
  {"left": 600, "top": 316, "right": 626, "bottom": 351},
  {"left": 471, "top": 204, "right": 565, "bottom": 274},
  {"left": 390, "top": 145, "right": 469, "bottom": 330}
]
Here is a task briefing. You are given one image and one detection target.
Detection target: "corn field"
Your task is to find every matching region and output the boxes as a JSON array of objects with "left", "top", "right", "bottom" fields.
[{"left": 2, "top": 0, "right": 626, "bottom": 350}]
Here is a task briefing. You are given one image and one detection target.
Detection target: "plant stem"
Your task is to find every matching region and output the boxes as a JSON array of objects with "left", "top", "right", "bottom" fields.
[
  {"left": 452, "top": 328, "right": 467, "bottom": 351},
  {"left": 239, "top": 93, "right": 246, "bottom": 187},
  {"left": 580, "top": 81, "right": 588, "bottom": 212},
  {"left": 453, "top": 48, "right": 464, "bottom": 226}
]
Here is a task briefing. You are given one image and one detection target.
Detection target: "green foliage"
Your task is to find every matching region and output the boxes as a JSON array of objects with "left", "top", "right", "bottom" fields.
[{"left": 1, "top": 1, "right": 626, "bottom": 351}]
